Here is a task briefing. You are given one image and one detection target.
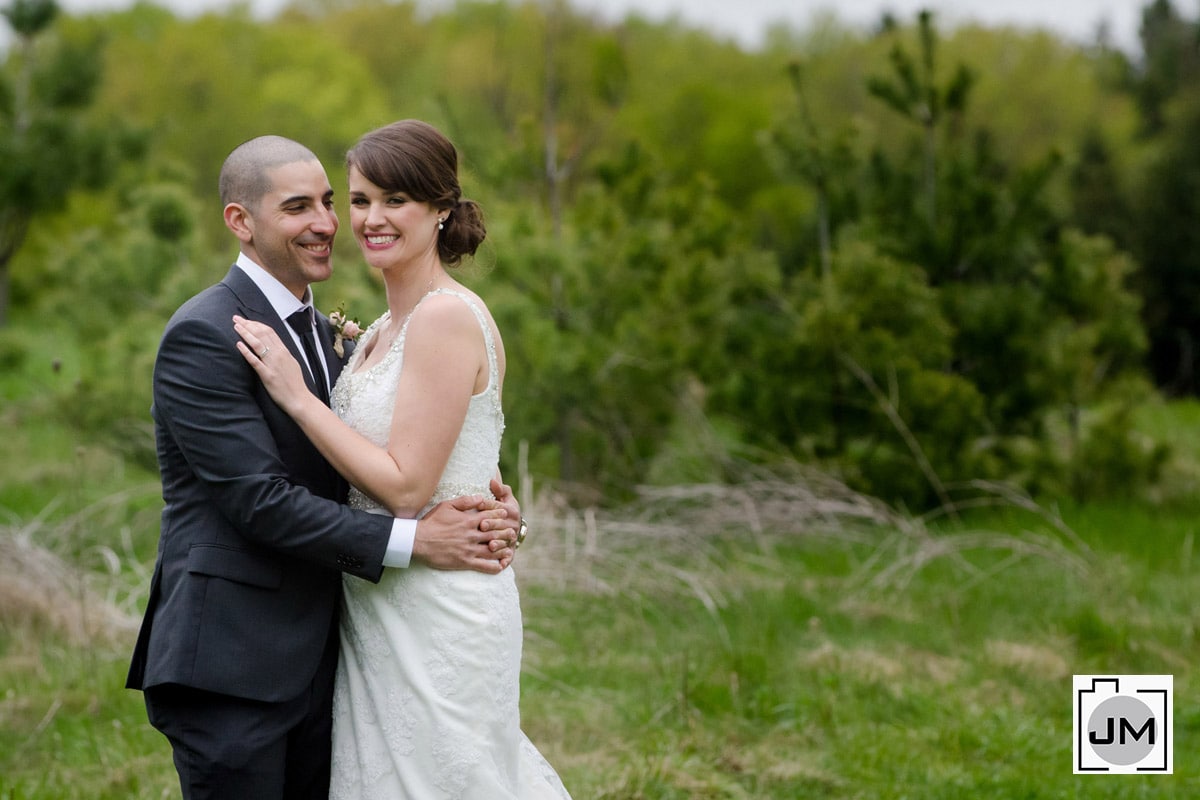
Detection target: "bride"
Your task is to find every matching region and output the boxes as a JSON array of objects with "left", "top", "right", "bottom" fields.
[{"left": 233, "top": 120, "right": 572, "bottom": 799}]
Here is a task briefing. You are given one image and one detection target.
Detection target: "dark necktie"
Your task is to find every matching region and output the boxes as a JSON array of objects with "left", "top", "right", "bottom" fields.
[{"left": 286, "top": 307, "right": 330, "bottom": 405}]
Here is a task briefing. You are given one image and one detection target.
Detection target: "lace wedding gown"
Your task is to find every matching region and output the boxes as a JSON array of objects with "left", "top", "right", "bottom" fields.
[{"left": 327, "top": 289, "right": 571, "bottom": 799}]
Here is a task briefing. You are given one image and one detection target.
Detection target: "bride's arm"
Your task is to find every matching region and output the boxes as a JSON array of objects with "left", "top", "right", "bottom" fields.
[{"left": 233, "top": 299, "right": 484, "bottom": 517}]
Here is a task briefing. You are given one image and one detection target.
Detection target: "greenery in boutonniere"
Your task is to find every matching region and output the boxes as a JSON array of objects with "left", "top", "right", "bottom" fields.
[{"left": 329, "top": 303, "right": 363, "bottom": 358}]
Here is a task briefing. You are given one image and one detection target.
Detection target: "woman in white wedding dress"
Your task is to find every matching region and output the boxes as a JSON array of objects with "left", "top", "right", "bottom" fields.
[{"left": 233, "top": 120, "right": 572, "bottom": 799}]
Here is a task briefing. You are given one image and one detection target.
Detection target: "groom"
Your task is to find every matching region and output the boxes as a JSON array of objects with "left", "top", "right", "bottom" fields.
[{"left": 126, "top": 135, "right": 520, "bottom": 800}]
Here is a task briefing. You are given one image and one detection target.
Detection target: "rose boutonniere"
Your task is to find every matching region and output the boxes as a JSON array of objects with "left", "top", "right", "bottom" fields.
[{"left": 329, "top": 303, "right": 364, "bottom": 358}]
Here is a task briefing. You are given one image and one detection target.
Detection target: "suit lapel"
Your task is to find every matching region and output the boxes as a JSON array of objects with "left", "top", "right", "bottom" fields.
[
  {"left": 313, "top": 309, "right": 347, "bottom": 386},
  {"left": 222, "top": 266, "right": 323, "bottom": 399}
]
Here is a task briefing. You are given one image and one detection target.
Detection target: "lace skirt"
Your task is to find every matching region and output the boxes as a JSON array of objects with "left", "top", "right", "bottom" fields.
[{"left": 329, "top": 560, "right": 571, "bottom": 799}]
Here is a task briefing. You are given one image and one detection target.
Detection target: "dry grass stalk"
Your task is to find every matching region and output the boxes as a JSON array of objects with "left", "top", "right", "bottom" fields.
[
  {"left": 516, "top": 467, "right": 1093, "bottom": 605},
  {"left": 0, "top": 487, "right": 154, "bottom": 647},
  {"left": 0, "top": 528, "right": 138, "bottom": 646}
]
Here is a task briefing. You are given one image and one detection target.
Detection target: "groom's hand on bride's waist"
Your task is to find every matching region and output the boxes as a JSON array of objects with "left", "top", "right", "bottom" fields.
[{"left": 413, "top": 494, "right": 515, "bottom": 573}]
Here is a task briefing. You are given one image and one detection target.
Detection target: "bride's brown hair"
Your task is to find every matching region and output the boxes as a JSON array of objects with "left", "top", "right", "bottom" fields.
[{"left": 346, "top": 119, "right": 486, "bottom": 268}]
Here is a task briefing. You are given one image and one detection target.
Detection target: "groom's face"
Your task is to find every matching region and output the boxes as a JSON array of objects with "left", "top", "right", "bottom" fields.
[{"left": 246, "top": 159, "right": 339, "bottom": 298}]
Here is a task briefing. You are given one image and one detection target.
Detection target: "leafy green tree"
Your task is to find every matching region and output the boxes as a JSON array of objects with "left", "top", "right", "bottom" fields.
[
  {"left": 479, "top": 141, "right": 768, "bottom": 500},
  {"left": 1068, "top": 126, "right": 1134, "bottom": 250},
  {"left": 761, "top": 60, "right": 859, "bottom": 276},
  {"left": 1113, "top": 1, "right": 1200, "bottom": 394},
  {"left": 0, "top": 0, "right": 121, "bottom": 326},
  {"left": 96, "top": 5, "right": 390, "bottom": 245},
  {"left": 38, "top": 180, "right": 208, "bottom": 462},
  {"left": 1133, "top": 93, "right": 1200, "bottom": 393},
  {"left": 1133, "top": 0, "right": 1200, "bottom": 135}
]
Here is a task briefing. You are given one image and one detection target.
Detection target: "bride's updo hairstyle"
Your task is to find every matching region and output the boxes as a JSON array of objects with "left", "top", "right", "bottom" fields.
[{"left": 346, "top": 119, "right": 486, "bottom": 268}]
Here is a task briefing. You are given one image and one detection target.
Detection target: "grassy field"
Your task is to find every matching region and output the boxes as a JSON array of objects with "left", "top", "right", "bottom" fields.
[
  {"left": 512, "top": 485, "right": 1200, "bottom": 798},
  {"left": 3, "top": 399, "right": 1200, "bottom": 796}
]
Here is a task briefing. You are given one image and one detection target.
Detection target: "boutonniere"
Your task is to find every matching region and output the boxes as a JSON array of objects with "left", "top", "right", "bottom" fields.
[{"left": 329, "top": 303, "right": 364, "bottom": 358}]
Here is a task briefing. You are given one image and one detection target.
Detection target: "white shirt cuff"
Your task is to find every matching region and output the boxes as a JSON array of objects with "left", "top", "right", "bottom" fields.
[{"left": 382, "top": 518, "right": 417, "bottom": 568}]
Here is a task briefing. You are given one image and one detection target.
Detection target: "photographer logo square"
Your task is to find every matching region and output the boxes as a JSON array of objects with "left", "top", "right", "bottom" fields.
[{"left": 1074, "top": 675, "right": 1172, "bottom": 774}]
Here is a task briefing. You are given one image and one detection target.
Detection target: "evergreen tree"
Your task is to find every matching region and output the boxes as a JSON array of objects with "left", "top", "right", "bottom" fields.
[
  {"left": 1134, "top": 0, "right": 1200, "bottom": 135},
  {"left": 1135, "top": 96, "right": 1200, "bottom": 393},
  {"left": 0, "top": 0, "right": 119, "bottom": 326},
  {"left": 765, "top": 11, "right": 1151, "bottom": 504}
]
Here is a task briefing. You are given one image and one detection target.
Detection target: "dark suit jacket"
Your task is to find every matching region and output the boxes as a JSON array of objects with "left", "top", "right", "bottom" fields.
[{"left": 127, "top": 265, "right": 392, "bottom": 703}]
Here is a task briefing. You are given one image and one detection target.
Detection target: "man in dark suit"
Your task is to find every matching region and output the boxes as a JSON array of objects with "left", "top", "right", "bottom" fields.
[{"left": 127, "top": 135, "right": 520, "bottom": 800}]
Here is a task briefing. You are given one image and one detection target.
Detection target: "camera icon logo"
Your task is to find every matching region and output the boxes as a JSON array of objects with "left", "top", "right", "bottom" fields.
[{"left": 1073, "top": 675, "right": 1172, "bottom": 774}]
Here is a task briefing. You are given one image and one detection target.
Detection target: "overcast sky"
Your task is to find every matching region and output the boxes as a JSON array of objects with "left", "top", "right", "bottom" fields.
[
  {"left": 570, "top": 0, "right": 1149, "bottom": 51},
  {"left": 46, "top": 0, "right": 1153, "bottom": 53}
]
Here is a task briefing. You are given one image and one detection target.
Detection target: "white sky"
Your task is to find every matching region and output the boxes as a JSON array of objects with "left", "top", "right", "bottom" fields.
[
  {"left": 570, "top": 0, "right": 1151, "bottom": 52},
  {"left": 44, "top": 0, "right": 1159, "bottom": 54}
]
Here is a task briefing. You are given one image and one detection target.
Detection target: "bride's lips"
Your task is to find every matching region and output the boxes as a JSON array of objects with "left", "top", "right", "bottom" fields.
[{"left": 362, "top": 234, "right": 399, "bottom": 250}]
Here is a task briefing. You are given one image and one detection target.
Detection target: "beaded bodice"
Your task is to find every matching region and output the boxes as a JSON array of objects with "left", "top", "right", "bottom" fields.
[{"left": 330, "top": 289, "right": 504, "bottom": 516}]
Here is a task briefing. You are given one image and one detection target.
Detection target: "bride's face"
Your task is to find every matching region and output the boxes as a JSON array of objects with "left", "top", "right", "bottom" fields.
[{"left": 347, "top": 165, "right": 442, "bottom": 272}]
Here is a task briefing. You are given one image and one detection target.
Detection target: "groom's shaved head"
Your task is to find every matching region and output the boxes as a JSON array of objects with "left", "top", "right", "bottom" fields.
[{"left": 220, "top": 135, "right": 322, "bottom": 210}]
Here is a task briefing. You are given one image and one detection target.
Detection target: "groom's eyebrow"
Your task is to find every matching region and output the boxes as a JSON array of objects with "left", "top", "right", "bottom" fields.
[{"left": 279, "top": 190, "right": 334, "bottom": 209}]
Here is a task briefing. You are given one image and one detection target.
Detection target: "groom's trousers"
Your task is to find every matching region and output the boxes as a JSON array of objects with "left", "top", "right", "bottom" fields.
[{"left": 143, "top": 627, "right": 338, "bottom": 800}]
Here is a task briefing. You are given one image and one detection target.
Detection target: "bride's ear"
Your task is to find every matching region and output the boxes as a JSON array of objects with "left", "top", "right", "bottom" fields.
[{"left": 224, "top": 203, "right": 254, "bottom": 243}]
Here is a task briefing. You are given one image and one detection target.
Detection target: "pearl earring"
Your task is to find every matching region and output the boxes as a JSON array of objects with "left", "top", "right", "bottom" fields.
[{"left": 438, "top": 219, "right": 444, "bottom": 230}]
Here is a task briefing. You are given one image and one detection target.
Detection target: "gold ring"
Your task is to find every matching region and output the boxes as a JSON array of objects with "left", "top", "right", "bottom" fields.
[{"left": 515, "top": 518, "right": 528, "bottom": 549}]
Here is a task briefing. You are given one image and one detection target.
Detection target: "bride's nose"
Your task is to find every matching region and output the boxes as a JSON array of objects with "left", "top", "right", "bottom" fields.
[{"left": 363, "top": 202, "right": 388, "bottom": 228}]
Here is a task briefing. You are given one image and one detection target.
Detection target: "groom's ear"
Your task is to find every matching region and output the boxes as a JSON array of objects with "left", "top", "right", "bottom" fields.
[{"left": 224, "top": 202, "right": 255, "bottom": 243}]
